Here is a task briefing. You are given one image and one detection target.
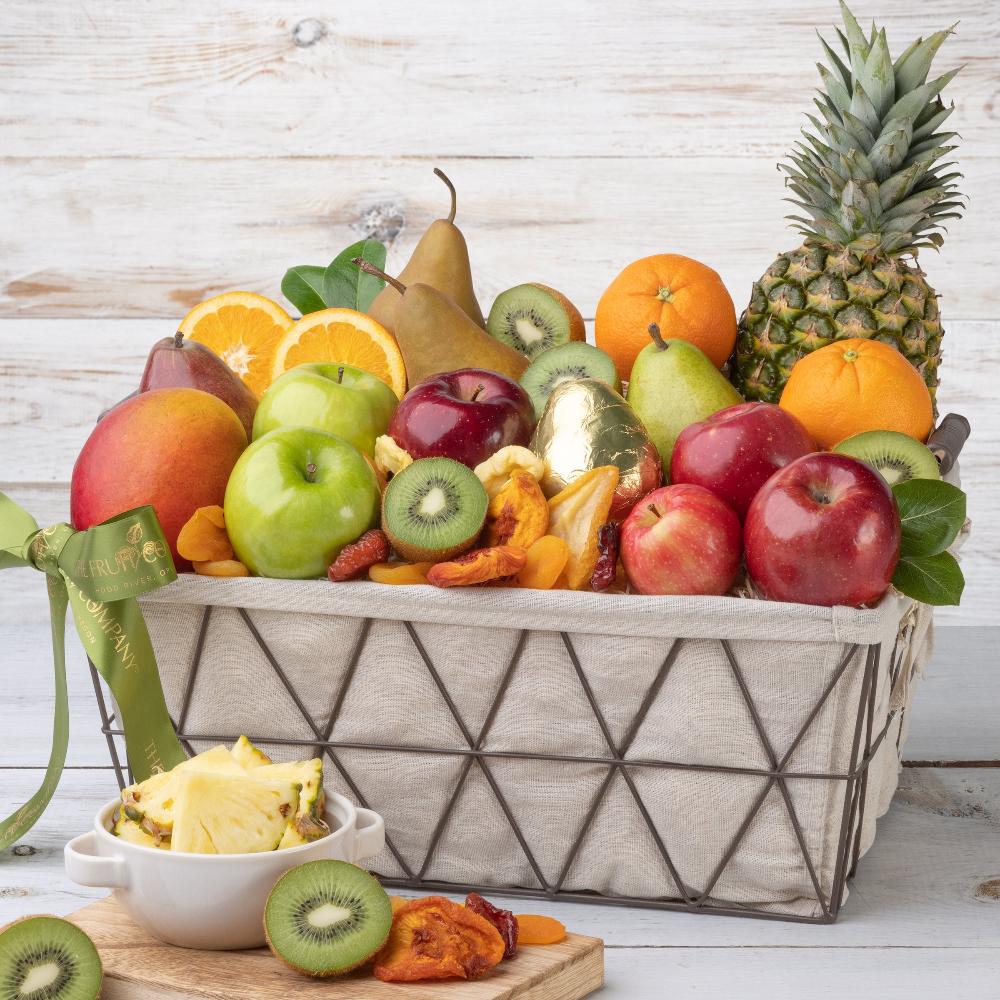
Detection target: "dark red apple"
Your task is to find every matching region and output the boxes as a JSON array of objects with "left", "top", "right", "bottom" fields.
[
  {"left": 670, "top": 402, "right": 815, "bottom": 519},
  {"left": 620, "top": 484, "right": 742, "bottom": 596},
  {"left": 744, "top": 453, "right": 900, "bottom": 607},
  {"left": 139, "top": 332, "right": 258, "bottom": 439},
  {"left": 388, "top": 368, "right": 535, "bottom": 468}
]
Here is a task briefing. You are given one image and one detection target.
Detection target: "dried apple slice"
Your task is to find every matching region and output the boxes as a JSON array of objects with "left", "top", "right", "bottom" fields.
[
  {"left": 546, "top": 466, "right": 620, "bottom": 590},
  {"left": 474, "top": 446, "right": 547, "bottom": 498}
]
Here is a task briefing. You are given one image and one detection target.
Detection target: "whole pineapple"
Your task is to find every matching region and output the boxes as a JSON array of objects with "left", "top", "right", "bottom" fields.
[{"left": 732, "top": 2, "right": 964, "bottom": 405}]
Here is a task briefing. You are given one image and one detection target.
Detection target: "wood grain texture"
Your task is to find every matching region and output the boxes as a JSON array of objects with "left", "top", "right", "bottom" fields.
[
  {"left": 1, "top": 155, "right": 997, "bottom": 318},
  {"left": 0, "top": 0, "right": 994, "bottom": 160},
  {"left": 67, "top": 897, "right": 603, "bottom": 1000}
]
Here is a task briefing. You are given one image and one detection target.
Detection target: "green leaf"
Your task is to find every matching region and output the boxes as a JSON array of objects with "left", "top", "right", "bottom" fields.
[
  {"left": 893, "top": 479, "right": 967, "bottom": 557},
  {"left": 323, "top": 239, "right": 387, "bottom": 312},
  {"left": 892, "top": 551, "right": 965, "bottom": 606},
  {"left": 281, "top": 265, "right": 328, "bottom": 316}
]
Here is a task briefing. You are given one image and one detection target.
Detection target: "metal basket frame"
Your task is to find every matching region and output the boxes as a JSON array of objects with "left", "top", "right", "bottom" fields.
[{"left": 91, "top": 601, "right": 909, "bottom": 925}]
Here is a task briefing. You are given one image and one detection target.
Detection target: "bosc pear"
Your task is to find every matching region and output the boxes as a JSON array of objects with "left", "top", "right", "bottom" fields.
[
  {"left": 627, "top": 324, "right": 743, "bottom": 473},
  {"left": 367, "top": 169, "right": 486, "bottom": 335},
  {"left": 354, "top": 260, "right": 527, "bottom": 385}
]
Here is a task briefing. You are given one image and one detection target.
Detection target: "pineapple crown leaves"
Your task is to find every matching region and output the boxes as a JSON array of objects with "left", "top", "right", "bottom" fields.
[{"left": 782, "top": 1, "right": 965, "bottom": 256}]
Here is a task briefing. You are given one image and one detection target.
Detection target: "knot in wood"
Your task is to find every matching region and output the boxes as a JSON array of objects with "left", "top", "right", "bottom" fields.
[
  {"left": 353, "top": 202, "right": 405, "bottom": 243},
  {"left": 293, "top": 19, "right": 326, "bottom": 48}
]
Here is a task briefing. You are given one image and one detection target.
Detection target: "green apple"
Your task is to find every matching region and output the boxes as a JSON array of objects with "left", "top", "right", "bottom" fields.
[
  {"left": 252, "top": 362, "right": 398, "bottom": 456},
  {"left": 224, "top": 427, "right": 380, "bottom": 579}
]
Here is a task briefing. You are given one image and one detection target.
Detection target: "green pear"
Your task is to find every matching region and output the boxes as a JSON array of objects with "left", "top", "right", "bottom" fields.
[{"left": 626, "top": 324, "right": 743, "bottom": 474}]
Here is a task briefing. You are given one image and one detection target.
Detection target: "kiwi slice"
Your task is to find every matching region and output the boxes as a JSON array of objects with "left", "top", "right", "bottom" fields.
[
  {"left": 487, "top": 283, "right": 585, "bottom": 359},
  {"left": 520, "top": 341, "right": 621, "bottom": 419},
  {"left": 382, "top": 457, "right": 487, "bottom": 562},
  {"left": 833, "top": 430, "right": 940, "bottom": 485},
  {"left": 264, "top": 860, "right": 392, "bottom": 977},
  {"left": 0, "top": 915, "right": 102, "bottom": 1000}
]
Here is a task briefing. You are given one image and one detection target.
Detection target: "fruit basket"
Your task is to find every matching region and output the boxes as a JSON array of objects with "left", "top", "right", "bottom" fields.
[{"left": 87, "top": 576, "right": 931, "bottom": 924}]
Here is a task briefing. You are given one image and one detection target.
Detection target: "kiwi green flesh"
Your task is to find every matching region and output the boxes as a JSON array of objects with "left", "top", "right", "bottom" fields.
[
  {"left": 487, "top": 284, "right": 571, "bottom": 359},
  {"left": 520, "top": 341, "right": 621, "bottom": 419},
  {"left": 382, "top": 457, "right": 487, "bottom": 562},
  {"left": 264, "top": 861, "right": 392, "bottom": 977},
  {"left": 833, "top": 430, "right": 940, "bottom": 486},
  {"left": 0, "top": 915, "right": 102, "bottom": 1000}
]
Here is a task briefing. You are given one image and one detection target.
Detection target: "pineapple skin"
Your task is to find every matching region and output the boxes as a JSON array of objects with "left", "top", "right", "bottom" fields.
[{"left": 733, "top": 243, "right": 942, "bottom": 405}]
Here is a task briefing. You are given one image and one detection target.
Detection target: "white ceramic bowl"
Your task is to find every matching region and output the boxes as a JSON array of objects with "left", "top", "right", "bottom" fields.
[{"left": 64, "top": 792, "right": 385, "bottom": 950}]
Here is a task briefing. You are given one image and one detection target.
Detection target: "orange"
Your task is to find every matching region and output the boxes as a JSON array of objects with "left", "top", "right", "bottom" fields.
[
  {"left": 595, "top": 254, "right": 736, "bottom": 380},
  {"left": 779, "top": 339, "right": 933, "bottom": 449},
  {"left": 271, "top": 308, "right": 407, "bottom": 398},
  {"left": 180, "top": 291, "right": 293, "bottom": 398}
]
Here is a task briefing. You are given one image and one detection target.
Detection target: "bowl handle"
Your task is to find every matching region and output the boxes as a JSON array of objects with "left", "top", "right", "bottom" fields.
[
  {"left": 351, "top": 808, "right": 385, "bottom": 864},
  {"left": 64, "top": 832, "right": 127, "bottom": 888}
]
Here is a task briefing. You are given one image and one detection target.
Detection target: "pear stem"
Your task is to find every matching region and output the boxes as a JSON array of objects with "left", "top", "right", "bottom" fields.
[
  {"left": 434, "top": 168, "right": 457, "bottom": 224},
  {"left": 648, "top": 323, "right": 668, "bottom": 351},
  {"left": 173, "top": 331, "right": 184, "bottom": 348},
  {"left": 305, "top": 462, "right": 318, "bottom": 483},
  {"left": 352, "top": 258, "right": 406, "bottom": 296}
]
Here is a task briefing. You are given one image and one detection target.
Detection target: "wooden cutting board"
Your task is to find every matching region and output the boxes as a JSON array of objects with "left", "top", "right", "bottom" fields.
[{"left": 67, "top": 897, "right": 604, "bottom": 1000}]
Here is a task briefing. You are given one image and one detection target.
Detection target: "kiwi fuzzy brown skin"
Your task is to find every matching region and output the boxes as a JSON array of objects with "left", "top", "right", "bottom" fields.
[
  {"left": 0, "top": 914, "right": 103, "bottom": 1000},
  {"left": 381, "top": 458, "right": 488, "bottom": 562},
  {"left": 487, "top": 283, "right": 585, "bottom": 359},
  {"left": 263, "top": 861, "right": 392, "bottom": 978}
]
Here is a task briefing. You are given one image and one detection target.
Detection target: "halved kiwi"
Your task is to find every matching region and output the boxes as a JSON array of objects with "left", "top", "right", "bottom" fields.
[
  {"left": 264, "top": 860, "right": 393, "bottom": 977},
  {"left": 487, "top": 283, "right": 585, "bottom": 359},
  {"left": 382, "top": 457, "right": 488, "bottom": 562},
  {"left": 0, "top": 915, "right": 102, "bottom": 1000},
  {"left": 520, "top": 341, "right": 621, "bottom": 419},
  {"left": 833, "top": 430, "right": 940, "bottom": 485}
]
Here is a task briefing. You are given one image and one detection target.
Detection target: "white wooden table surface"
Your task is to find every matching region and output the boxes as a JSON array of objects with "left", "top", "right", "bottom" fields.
[{"left": 2, "top": 1, "right": 999, "bottom": 996}]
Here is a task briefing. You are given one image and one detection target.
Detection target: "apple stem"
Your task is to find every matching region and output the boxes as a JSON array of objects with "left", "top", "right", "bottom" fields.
[
  {"left": 337, "top": 366, "right": 345, "bottom": 384},
  {"left": 648, "top": 324, "right": 668, "bottom": 351},
  {"left": 352, "top": 258, "right": 406, "bottom": 296},
  {"left": 305, "top": 462, "right": 318, "bottom": 483},
  {"left": 434, "top": 168, "right": 457, "bottom": 224},
  {"left": 173, "top": 331, "right": 184, "bottom": 349},
  {"left": 647, "top": 503, "right": 662, "bottom": 519},
  {"left": 471, "top": 383, "right": 485, "bottom": 402}
]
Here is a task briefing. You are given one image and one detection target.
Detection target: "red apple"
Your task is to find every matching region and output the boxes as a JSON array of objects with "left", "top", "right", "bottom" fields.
[
  {"left": 744, "top": 453, "right": 900, "bottom": 607},
  {"left": 388, "top": 368, "right": 534, "bottom": 468},
  {"left": 139, "top": 332, "right": 258, "bottom": 439},
  {"left": 71, "top": 388, "right": 247, "bottom": 567},
  {"left": 620, "top": 484, "right": 742, "bottom": 596},
  {"left": 670, "top": 402, "right": 815, "bottom": 519}
]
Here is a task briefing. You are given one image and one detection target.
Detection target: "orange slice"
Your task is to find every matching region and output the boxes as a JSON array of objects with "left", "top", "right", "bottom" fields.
[
  {"left": 180, "top": 291, "right": 293, "bottom": 398},
  {"left": 271, "top": 308, "right": 407, "bottom": 398}
]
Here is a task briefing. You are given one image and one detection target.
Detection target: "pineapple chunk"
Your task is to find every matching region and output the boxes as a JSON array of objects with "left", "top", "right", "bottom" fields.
[
  {"left": 231, "top": 735, "right": 272, "bottom": 770},
  {"left": 174, "top": 744, "right": 244, "bottom": 776},
  {"left": 170, "top": 771, "right": 300, "bottom": 855},
  {"left": 252, "top": 759, "right": 330, "bottom": 844},
  {"left": 112, "top": 805, "right": 162, "bottom": 849}
]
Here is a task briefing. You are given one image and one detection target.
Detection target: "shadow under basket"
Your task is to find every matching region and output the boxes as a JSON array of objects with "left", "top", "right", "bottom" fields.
[{"left": 91, "top": 578, "right": 934, "bottom": 924}]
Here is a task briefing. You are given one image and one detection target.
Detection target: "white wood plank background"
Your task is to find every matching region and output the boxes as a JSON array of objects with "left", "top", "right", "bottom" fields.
[{"left": 1, "top": 5, "right": 998, "bottom": 993}]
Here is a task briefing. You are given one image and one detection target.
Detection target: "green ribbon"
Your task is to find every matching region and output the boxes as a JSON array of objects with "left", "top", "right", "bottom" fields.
[{"left": 0, "top": 494, "right": 187, "bottom": 850}]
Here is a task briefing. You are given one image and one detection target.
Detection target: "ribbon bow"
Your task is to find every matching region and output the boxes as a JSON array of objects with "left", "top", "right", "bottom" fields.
[{"left": 0, "top": 494, "right": 186, "bottom": 850}]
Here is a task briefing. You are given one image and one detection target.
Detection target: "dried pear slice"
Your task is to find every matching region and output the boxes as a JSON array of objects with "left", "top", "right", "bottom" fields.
[{"left": 546, "top": 466, "right": 619, "bottom": 590}]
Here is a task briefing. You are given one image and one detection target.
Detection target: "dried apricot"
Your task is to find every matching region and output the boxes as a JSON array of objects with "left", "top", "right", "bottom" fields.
[
  {"left": 177, "top": 505, "right": 234, "bottom": 563},
  {"left": 516, "top": 535, "right": 569, "bottom": 590},
  {"left": 368, "top": 561, "right": 434, "bottom": 585},
  {"left": 374, "top": 896, "right": 505, "bottom": 982},
  {"left": 193, "top": 559, "right": 249, "bottom": 578},
  {"left": 474, "top": 445, "right": 547, "bottom": 498},
  {"left": 483, "top": 471, "right": 549, "bottom": 548},
  {"left": 515, "top": 913, "right": 566, "bottom": 945},
  {"left": 328, "top": 529, "right": 391, "bottom": 581},
  {"left": 547, "top": 466, "right": 620, "bottom": 590},
  {"left": 427, "top": 546, "right": 527, "bottom": 588}
]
